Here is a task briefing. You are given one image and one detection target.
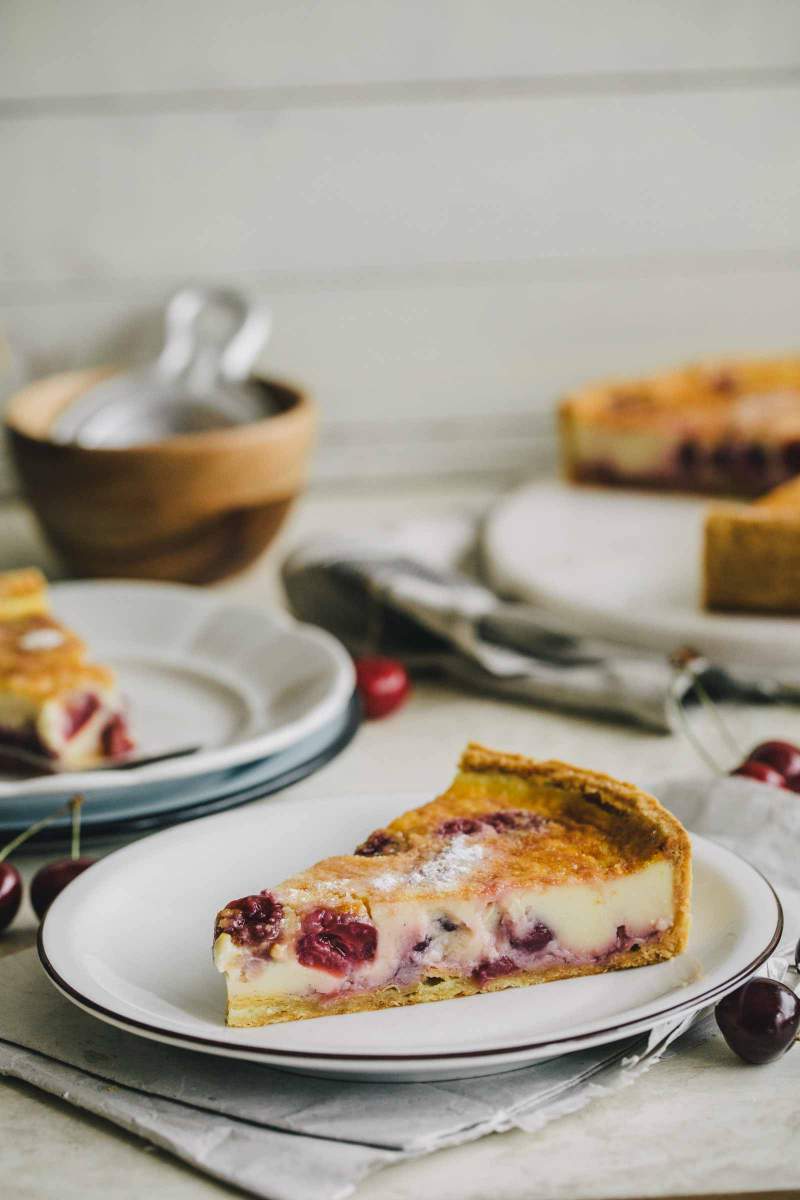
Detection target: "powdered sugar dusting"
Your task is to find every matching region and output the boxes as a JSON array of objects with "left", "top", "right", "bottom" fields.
[
  {"left": 370, "top": 873, "right": 402, "bottom": 892},
  {"left": 19, "top": 628, "right": 65, "bottom": 652},
  {"left": 371, "top": 834, "right": 486, "bottom": 895}
]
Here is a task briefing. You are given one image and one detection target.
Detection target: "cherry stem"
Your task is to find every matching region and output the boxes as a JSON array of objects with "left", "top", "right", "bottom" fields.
[
  {"left": 364, "top": 582, "right": 384, "bottom": 655},
  {"left": 669, "top": 673, "right": 726, "bottom": 775},
  {"left": 0, "top": 798, "right": 73, "bottom": 863},
  {"left": 669, "top": 653, "right": 746, "bottom": 775},
  {"left": 70, "top": 794, "right": 84, "bottom": 861},
  {"left": 683, "top": 662, "right": 742, "bottom": 764}
]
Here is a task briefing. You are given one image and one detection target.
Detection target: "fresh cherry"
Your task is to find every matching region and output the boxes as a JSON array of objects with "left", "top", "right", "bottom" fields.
[
  {"left": 30, "top": 857, "right": 94, "bottom": 919},
  {"left": 0, "top": 862, "right": 22, "bottom": 932},
  {"left": 354, "top": 656, "right": 410, "bottom": 720},
  {"left": 715, "top": 977, "right": 800, "bottom": 1064},
  {"left": 730, "top": 760, "right": 788, "bottom": 789},
  {"left": 0, "top": 795, "right": 80, "bottom": 934},
  {"left": 746, "top": 740, "right": 800, "bottom": 783},
  {"left": 30, "top": 795, "right": 95, "bottom": 920}
]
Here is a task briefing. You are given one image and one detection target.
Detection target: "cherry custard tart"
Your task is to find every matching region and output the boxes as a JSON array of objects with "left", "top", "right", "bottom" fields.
[
  {"left": 0, "top": 568, "right": 134, "bottom": 769},
  {"left": 214, "top": 744, "right": 691, "bottom": 1027}
]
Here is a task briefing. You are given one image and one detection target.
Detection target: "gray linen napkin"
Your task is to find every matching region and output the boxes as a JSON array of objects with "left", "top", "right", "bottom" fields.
[
  {"left": 0, "top": 950, "right": 698, "bottom": 1200},
  {"left": 1, "top": 774, "right": 796, "bottom": 1199},
  {"left": 282, "top": 514, "right": 800, "bottom": 733}
]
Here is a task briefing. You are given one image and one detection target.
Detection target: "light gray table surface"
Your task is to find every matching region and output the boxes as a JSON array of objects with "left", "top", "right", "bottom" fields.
[{"left": 1, "top": 481, "right": 798, "bottom": 1200}]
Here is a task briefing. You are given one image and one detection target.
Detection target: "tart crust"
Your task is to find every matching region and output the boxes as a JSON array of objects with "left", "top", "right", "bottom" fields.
[
  {"left": 0, "top": 568, "right": 49, "bottom": 622},
  {"left": 558, "top": 355, "right": 800, "bottom": 613},
  {"left": 704, "top": 476, "right": 800, "bottom": 612},
  {"left": 216, "top": 744, "right": 692, "bottom": 1027}
]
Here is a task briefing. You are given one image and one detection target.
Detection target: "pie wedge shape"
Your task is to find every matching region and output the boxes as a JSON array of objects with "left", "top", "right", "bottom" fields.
[
  {"left": 0, "top": 568, "right": 134, "bottom": 768},
  {"left": 559, "top": 356, "right": 800, "bottom": 496},
  {"left": 214, "top": 744, "right": 692, "bottom": 1027}
]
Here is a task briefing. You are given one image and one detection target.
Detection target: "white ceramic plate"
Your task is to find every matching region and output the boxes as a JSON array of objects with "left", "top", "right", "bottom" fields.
[
  {"left": 0, "top": 581, "right": 354, "bottom": 800},
  {"left": 0, "top": 695, "right": 360, "bottom": 835},
  {"left": 485, "top": 479, "right": 800, "bottom": 671},
  {"left": 40, "top": 791, "right": 782, "bottom": 1082}
]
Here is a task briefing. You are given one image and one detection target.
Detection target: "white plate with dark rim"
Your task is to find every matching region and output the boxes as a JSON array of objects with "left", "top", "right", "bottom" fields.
[
  {"left": 0, "top": 581, "right": 354, "bottom": 805},
  {"left": 485, "top": 478, "right": 800, "bottom": 671},
  {"left": 39, "top": 791, "right": 782, "bottom": 1082}
]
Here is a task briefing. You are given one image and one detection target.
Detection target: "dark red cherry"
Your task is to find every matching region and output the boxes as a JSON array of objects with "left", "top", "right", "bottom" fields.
[
  {"left": 730, "top": 760, "right": 788, "bottom": 788},
  {"left": 747, "top": 741, "right": 800, "bottom": 783},
  {"left": 439, "top": 817, "right": 484, "bottom": 836},
  {"left": 354, "top": 657, "right": 410, "bottom": 719},
  {"left": 102, "top": 714, "right": 134, "bottom": 758},
  {"left": 0, "top": 862, "right": 22, "bottom": 932},
  {"left": 483, "top": 810, "right": 547, "bottom": 833},
  {"left": 716, "top": 977, "right": 800, "bottom": 1064},
  {"left": 30, "top": 857, "right": 95, "bottom": 919},
  {"left": 743, "top": 442, "right": 768, "bottom": 477},
  {"left": 711, "top": 442, "right": 736, "bottom": 472},
  {"left": 354, "top": 829, "right": 401, "bottom": 857},
  {"left": 473, "top": 956, "right": 517, "bottom": 986},
  {"left": 296, "top": 907, "right": 378, "bottom": 974},
  {"left": 215, "top": 890, "right": 284, "bottom": 957},
  {"left": 677, "top": 440, "right": 701, "bottom": 472},
  {"left": 509, "top": 920, "right": 554, "bottom": 954},
  {"left": 64, "top": 694, "right": 101, "bottom": 740}
]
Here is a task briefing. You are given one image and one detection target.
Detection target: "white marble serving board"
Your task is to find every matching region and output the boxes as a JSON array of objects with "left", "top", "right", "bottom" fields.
[{"left": 485, "top": 479, "right": 800, "bottom": 671}]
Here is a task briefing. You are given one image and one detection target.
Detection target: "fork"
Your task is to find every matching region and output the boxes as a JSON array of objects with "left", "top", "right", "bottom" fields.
[{"left": 0, "top": 743, "right": 200, "bottom": 777}]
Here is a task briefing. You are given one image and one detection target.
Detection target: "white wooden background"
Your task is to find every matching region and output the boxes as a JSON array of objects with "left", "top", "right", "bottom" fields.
[{"left": 2, "top": 1, "right": 800, "bottom": 482}]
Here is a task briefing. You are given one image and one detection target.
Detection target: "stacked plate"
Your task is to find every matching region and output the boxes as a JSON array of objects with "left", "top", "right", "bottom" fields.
[{"left": 0, "top": 582, "right": 359, "bottom": 843}]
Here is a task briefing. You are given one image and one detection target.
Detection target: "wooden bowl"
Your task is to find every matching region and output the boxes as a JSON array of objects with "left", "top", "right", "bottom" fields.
[{"left": 5, "top": 367, "right": 316, "bottom": 584}]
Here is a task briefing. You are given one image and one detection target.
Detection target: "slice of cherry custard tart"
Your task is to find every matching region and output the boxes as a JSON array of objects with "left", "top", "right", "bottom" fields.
[
  {"left": 214, "top": 744, "right": 691, "bottom": 1027},
  {"left": 0, "top": 568, "right": 134, "bottom": 768}
]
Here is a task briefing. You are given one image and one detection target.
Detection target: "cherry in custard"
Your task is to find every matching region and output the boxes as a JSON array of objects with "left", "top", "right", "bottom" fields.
[
  {"left": 215, "top": 890, "right": 284, "bottom": 958},
  {"left": 296, "top": 907, "right": 378, "bottom": 974}
]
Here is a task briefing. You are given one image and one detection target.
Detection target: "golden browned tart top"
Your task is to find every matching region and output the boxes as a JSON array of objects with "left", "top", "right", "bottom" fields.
[
  {"left": 272, "top": 743, "right": 688, "bottom": 907},
  {"left": 0, "top": 613, "right": 114, "bottom": 702},
  {"left": 0, "top": 567, "right": 49, "bottom": 621},
  {"left": 561, "top": 357, "right": 800, "bottom": 433}
]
